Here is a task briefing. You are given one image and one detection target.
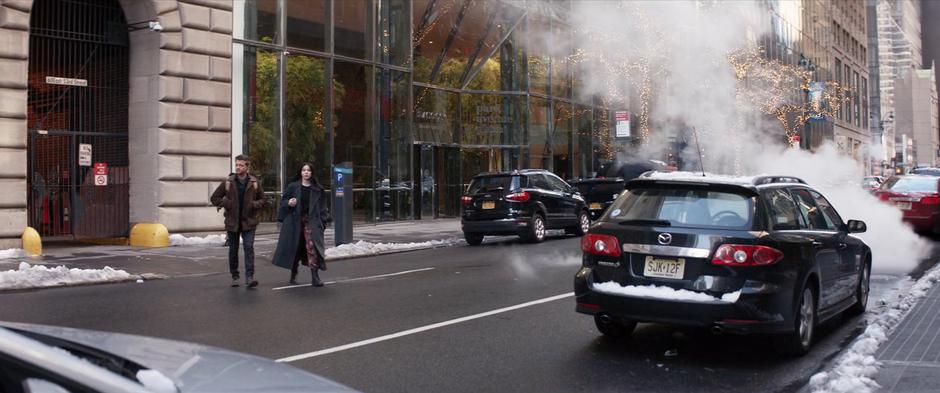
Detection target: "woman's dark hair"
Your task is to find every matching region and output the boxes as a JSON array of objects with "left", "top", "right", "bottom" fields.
[{"left": 291, "top": 161, "right": 321, "bottom": 187}]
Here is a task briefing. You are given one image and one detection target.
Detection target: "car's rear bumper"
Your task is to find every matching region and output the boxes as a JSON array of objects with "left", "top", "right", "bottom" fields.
[
  {"left": 462, "top": 217, "right": 531, "bottom": 235},
  {"left": 573, "top": 267, "right": 794, "bottom": 335},
  {"left": 902, "top": 214, "right": 940, "bottom": 233}
]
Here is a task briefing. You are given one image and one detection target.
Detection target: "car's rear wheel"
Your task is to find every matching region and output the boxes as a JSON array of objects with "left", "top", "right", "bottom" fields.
[
  {"left": 521, "top": 214, "right": 546, "bottom": 243},
  {"left": 775, "top": 286, "right": 816, "bottom": 356},
  {"left": 846, "top": 260, "right": 871, "bottom": 316},
  {"left": 594, "top": 314, "right": 636, "bottom": 340},
  {"left": 464, "top": 232, "right": 484, "bottom": 246}
]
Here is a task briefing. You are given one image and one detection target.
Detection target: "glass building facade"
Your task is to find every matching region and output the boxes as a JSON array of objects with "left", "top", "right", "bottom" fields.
[{"left": 233, "top": 0, "right": 610, "bottom": 223}]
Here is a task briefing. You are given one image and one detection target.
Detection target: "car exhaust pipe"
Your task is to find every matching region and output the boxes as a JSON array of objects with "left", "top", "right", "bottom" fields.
[
  {"left": 597, "top": 313, "right": 613, "bottom": 325},
  {"left": 710, "top": 325, "right": 724, "bottom": 335}
]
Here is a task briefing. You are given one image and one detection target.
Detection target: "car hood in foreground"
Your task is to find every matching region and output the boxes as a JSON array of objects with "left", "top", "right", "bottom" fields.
[{"left": 1, "top": 322, "right": 357, "bottom": 393}]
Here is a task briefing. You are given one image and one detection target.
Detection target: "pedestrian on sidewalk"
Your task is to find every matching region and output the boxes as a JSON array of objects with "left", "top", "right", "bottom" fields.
[
  {"left": 272, "top": 162, "right": 331, "bottom": 287},
  {"left": 210, "top": 155, "right": 267, "bottom": 288}
]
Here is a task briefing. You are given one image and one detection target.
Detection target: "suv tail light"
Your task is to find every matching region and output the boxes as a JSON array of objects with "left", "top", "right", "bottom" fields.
[
  {"left": 506, "top": 191, "right": 530, "bottom": 202},
  {"left": 712, "top": 244, "right": 784, "bottom": 266},
  {"left": 581, "top": 234, "right": 621, "bottom": 257},
  {"left": 461, "top": 196, "right": 473, "bottom": 206}
]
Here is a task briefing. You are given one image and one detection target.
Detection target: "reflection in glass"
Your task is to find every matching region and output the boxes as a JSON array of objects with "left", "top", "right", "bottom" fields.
[
  {"left": 285, "top": 54, "right": 330, "bottom": 190},
  {"left": 379, "top": 0, "right": 410, "bottom": 66},
  {"left": 551, "top": 22, "right": 571, "bottom": 98},
  {"left": 286, "top": 0, "right": 326, "bottom": 51},
  {"left": 552, "top": 101, "right": 572, "bottom": 179},
  {"left": 335, "top": 0, "right": 374, "bottom": 60},
  {"left": 461, "top": 94, "right": 525, "bottom": 146},
  {"left": 333, "top": 61, "right": 374, "bottom": 222},
  {"left": 413, "top": 87, "right": 458, "bottom": 143},
  {"left": 412, "top": 0, "right": 462, "bottom": 82},
  {"left": 593, "top": 106, "right": 612, "bottom": 171},
  {"left": 376, "top": 69, "right": 412, "bottom": 221},
  {"left": 242, "top": 46, "right": 280, "bottom": 220},
  {"left": 574, "top": 105, "right": 593, "bottom": 178},
  {"left": 241, "top": 0, "right": 279, "bottom": 43},
  {"left": 526, "top": 16, "right": 550, "bottom": 95},
  {"left": 528, "top": 97, "right": 550, "bottom": 169}
]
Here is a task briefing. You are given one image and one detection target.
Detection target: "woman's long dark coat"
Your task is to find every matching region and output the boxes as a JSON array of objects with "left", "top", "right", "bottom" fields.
[{"left": 272, "top": 180, "right": 331, "bottom": 270}]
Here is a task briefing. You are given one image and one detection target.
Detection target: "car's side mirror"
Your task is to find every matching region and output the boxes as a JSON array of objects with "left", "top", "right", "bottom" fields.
[{"left": 847, "top": 219, "right": 867, "bottom": 233}]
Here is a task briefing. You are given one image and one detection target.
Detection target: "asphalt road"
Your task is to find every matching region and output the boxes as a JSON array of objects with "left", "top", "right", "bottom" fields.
[{"left": 0, "top": 234, "right": 916, "bottom": 393}]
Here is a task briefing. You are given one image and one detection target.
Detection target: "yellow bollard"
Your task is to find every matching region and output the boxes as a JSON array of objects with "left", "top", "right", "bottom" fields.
[
  {"left": 129, "top": 223, "right": 170, "bottom": 248},
  {"left": 21, "top": 227, "right": 41, "bottom": 256}
]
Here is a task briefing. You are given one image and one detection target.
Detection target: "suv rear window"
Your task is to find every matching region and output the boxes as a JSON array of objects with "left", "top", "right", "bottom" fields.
[
  {"left": 605, "top": 188, "right": 755, "bottom": 229},
  {"left": 574, "top": 182, "right": 624, "bottom": 198},
  {"left": 882, "top": 177, "right": 938, "bottom": 192},
  {"left": 467, "top": 175, "right": 522, "bottom": 194}
]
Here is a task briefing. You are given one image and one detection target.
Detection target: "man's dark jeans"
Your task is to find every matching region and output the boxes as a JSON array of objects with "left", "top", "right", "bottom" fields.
[{"left": 227, "top": 229, "right": 255, "bottom": 279}]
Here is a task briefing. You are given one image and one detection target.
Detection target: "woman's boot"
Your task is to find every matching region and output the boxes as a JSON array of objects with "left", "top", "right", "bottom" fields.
[
  {"left": 311, "top": 268, "right": 324, "bottom": 287},
  {"left": 289, "top": 263, "right": 298, "bottom": 285}
]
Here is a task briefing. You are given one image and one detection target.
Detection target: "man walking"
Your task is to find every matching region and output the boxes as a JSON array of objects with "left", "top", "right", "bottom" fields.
[{"left": 211, "top": 155, "right": 266, "bottom": 288}]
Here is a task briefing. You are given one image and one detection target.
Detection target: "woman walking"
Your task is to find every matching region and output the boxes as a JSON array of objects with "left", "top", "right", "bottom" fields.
[{"left": 273, "top": 162, "right": 331, "bottom": 286}]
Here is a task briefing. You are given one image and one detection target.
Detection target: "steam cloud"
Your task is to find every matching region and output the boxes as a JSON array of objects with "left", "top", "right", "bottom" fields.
[{"left": 563, "top": 1, "right": 929, "bottom": 274}]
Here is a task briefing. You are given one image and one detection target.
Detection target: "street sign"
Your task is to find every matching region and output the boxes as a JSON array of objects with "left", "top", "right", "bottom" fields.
[
  {"left": 93, "top": 163, "right": 108, "bottom": 186},
  {"left": 78, "top": 144, "right": 92, "bottom": 166},
  {"left": 45, "top": 76, "right": 88, "bottom": 87}
]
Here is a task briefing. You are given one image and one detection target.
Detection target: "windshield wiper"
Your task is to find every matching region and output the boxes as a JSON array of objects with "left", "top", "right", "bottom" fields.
[{"left": 617, "top": 219, "right": 672, "bottom": 226}]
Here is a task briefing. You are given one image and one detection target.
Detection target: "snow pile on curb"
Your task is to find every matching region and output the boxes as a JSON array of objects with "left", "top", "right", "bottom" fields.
[
  {"left": 0, "top": 262, "right": 134, "bottom": 290},
  {"left": 169, "top": 234, "right": 226, "bottom": 246},
  {"left": 325, "top": 238, "right": 461, "bottom": 260},
  {"left": 0, "top": 248, "right": 27, "bottom": 260},
  {"left": 593, "top": 281, "right": 741, "bottom": 303},
  {"left": 809, "top": 265, "right": 940, "bottom": 393}
]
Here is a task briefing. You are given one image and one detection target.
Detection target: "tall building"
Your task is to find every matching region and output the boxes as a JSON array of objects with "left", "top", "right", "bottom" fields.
[
  {"left": 830, "top": 0, "right": 872, "bottom": 169},
  {"left": 894, "top": 67, "right": 939, "bottom": 166},
  {"left": 923, "top": 0, "right": 940, "bottom": 152}
]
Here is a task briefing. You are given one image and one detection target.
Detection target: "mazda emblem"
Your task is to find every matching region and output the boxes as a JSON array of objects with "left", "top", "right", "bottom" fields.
[{"left": 657, "top": 233, "right": 672, "bottom": 245}]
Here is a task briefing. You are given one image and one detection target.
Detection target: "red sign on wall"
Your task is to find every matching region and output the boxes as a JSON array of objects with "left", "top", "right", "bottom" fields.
[{"left": 93, "top": 163, "right": 108, "bottom": 186}]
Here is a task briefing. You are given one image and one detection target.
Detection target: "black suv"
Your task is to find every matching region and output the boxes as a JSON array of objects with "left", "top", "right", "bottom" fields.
[
  {"left": 574, "top": 174, "right": 871, "bottom": 355},
  {"left": 461, "top": 169, "right": 590, "bottom": 245}
]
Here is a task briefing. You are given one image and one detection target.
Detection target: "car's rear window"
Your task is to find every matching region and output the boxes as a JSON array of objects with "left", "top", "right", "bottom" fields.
[
  {"left": 467, "top": 175, "right": 522, "bottom": 194},
  {"left": 910, "top": 168, "right": 940, "bottom": 176},
  {"left": 605, "top": 188, "right": 755, "bottom": 229},
  {"left": 883, "top": 177, "right": 938, "bottom": 192}
]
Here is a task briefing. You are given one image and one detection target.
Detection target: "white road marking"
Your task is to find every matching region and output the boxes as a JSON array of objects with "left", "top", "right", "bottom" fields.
[
  {"left": 276, "top": 292, "right": 573, "bottom": 363},
  {"left": 271, "top": 267, "right": 435, "bottom": 291}
]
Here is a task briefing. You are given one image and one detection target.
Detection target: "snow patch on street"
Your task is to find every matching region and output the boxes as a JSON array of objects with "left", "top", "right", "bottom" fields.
[
  {"left": 0, "top": 248, "right": 27, "bottom": 260},
  {"left": 0, "top": 262, "right": 134, "bottom": 290},
  {"left": 593, "top": 281, "right": 741, "bottom": 303},
  {"left": 169, "top": 234, "right": 226, "bottom": 246},
  {"left": 809, "top": 266, "right": 940, "bottom": 393},
  {"left": 325, "top": 239, "right": 460, "bottom": 259}
]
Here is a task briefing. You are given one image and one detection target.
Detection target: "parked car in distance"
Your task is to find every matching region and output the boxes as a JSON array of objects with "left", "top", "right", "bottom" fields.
[
  {"left": 569, "top": 178, "right": 626, "bottom": 220},
  {"left": 910, "top": 167, "right": 940, "bottom": 176},
  {"left": 875, "top": 175, "right": 940, "bottom": 234},
  {"left": 862, "top": 176, "right": 885, "bottom": 192},
  {"left": 0, "top": 322, "right": 358, "bottom": 393},
  {"left": 461, "top": 169, "right": 589, "bottom": 245},
  {"left": 574, "top": 173, "right": 871, "bottom": 356}
]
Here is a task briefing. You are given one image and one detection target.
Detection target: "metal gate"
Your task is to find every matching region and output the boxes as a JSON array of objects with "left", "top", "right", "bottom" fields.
[{"left": 27, "top": 0, "right": 129, "bottom": 238}]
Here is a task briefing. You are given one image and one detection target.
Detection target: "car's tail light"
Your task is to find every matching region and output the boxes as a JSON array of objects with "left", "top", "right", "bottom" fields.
[
  {"left": 461, "top": 196, "right": 473, "bottom": 206},
  {"left": 876, "top": 192, "right": 891, "bottom": 201},
  {"left": 712, "top": 244, "right": 784, "bottom": 266},
  {"left": 921, "top": 195, "right": 940, "bottom": 205},
  {"left": 506, "top": 191, "right": 530, "bottom": 202},
  {"left": 581, "top": 234, "right": 621, "bottom": 257}
]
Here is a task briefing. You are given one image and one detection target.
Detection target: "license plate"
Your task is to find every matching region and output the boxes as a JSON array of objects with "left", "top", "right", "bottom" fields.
[
  {"left": 482, "top": 201, "right": 495, "bottom": 209},
  {"left": 897, "top": 201, "right": 912, "bottom": 210},
  {"left": 590, "top": 203, "right": 602, "bottom": 210},
  {"left": 643, "top": 256, "right": 685, "bottom": 280}
]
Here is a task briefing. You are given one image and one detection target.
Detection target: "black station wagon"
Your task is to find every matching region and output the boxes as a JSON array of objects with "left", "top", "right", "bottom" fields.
[
  {"left": 574, "top": 174, "right": 871, "bottom": 355},
  {"left": 461, "top": 170, "right": 590, "bottom": 245}
]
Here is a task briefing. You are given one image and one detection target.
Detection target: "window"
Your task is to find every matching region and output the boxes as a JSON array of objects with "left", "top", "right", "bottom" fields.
[
  {"left": 378, "top": 0, "right": 409, "bottom": 66},
  {"left": 240, "top": 0, "right": 280, "bottom": 43},
  {"left": 528, "top": 97, "right": 550, "bottom": 169},
  {"left": 810, "top": 190, "right": 844, "bottom": 230},
  {"left": 607, "top": 188, "right": 755, "bottom": 229},
  {"left": 835, "top": 58, "right": 842, "bottom": 120},
  {"left": 284, "top": 54, "right": 329, "bottom": 187},
  {"left": 545, "top": 173, "right": 569, "bottom": 192},
  {"left": 530, "top": 174, "right": 553, "bottom": 191},
  {"left": 765, "top": 188, "right": 803, "bottom": 230},
  {"left": 791, "top": 188, "right": 833, "bottom": 230},
  {"left": 335, "top": 0, "right": 373, "bottom": 60},
  {"left": 286, "top": 0, "right": 327, "bottom": 51},
  {"left": 333, "top": 61, "right": 374, "bottom": 221}
]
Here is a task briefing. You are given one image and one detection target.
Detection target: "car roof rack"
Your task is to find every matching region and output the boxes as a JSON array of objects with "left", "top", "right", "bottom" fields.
[{"left": 752, "top": 175, "right": 806, "bottom": 185}]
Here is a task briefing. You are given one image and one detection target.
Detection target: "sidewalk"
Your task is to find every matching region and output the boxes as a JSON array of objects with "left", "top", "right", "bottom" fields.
[
  {"left": 0, "top": 218, "right": 465, "bottom": 283},
  {"left": 873, "top": 281, "right": 940, "bottom": 392}
]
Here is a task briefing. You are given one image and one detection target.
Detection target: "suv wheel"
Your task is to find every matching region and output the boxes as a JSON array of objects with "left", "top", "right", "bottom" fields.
[
  {"left": 594, "top": 314, "right": 636, "bottom": 340},
  {"left": 846, "top": 261, "right": 871, "bottom": 315},
  {"left": 464, "top": 232, "right": 484, "bottom": 246},
  {"left": 521, "top": 214, "right": 546, "bottom": 243},
  {"left": 775, "top": 286, "right": 816, "bottom": 356},
  {"left": 573, "top": 210, "right": 590, "bottom": 236}
]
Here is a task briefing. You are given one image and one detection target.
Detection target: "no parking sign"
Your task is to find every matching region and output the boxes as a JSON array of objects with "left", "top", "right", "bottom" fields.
[{"left": 93, "top": 163, "right": 108, "bottom": 186}]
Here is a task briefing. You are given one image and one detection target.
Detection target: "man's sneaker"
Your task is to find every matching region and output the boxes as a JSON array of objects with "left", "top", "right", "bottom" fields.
[
  {"left": 231, "top": 278, "right": 239, "bottom": 287},
  {"left": 247, "top": 278, "right": 258, "bottom": 288}
]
